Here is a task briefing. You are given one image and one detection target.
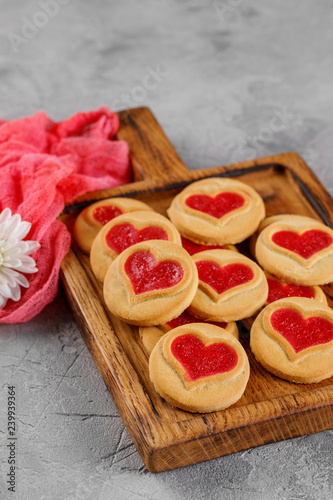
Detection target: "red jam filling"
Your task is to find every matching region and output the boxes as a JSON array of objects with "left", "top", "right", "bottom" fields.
[
  {"left": 171, "top": 334, "right": 238, "bottom": 381},
  {"left": 181, "top": 236, "right": 225, "bottom": 256},
  {"left": 196, "top": 261, "right": 254, "bottom": 294},
  {"left": 185, "top": 192, "right": 245, "bottom": 219},
  {"left": 166, "top": 310, "right": 227, "bottom": 329},
  {"left": 270, "top": 308, "right": 333, "bottom": 352},
  {"left": 272, "top": 230, "right": 332, "bottom": 259},
  {"left": 267, "top": 278, "right": 315, "bottom": 304},
  {"left": 93, "top": 205, "right": 123, "bottom": 225},
  {"left": 124, "top": 250, "right": 184, "bottom": 294},
  {"left": 106, "top": 223, "right": 168, "bottom": 254}
]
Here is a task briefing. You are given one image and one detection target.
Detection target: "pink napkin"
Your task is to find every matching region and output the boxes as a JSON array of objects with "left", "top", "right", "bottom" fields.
[{"left": 0, "top": 107, "right": 131, "bottom": 323}]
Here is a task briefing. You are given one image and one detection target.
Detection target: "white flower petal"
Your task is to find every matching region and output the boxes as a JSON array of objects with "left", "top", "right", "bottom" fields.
[
  {"left": 0, "top": 208, "right": 12, "bottom": 225},
  {"left": 0, "top": 267, "right": 20, "bottom": 287},
  {"left": 0, "top": 294, "right": 8, "bottom": 309},
  {"left": 1, "top": 268, "right": 29, "bottom": 288},
  {"left": 0, "top": 208, "right": 40, "bottom": 308},
  {"left": 2, "top": 214, "right": 22, "bottom": 240},
  {"left": 15, "top": 274, "right": 30, "bottom": 288},
  {"left": 0, "top": 277, "right": 12, "bottom": 298},
  {"left": 5, "top": 241, "right": 32, "bottom": 258},
  {"left": 25, "top": 241, "right": 41, "bottom": 254},
  {"left": 15, "top": 273, "right": 30, "bottom": 288},
  {"left": 7, "top": 283, "right": 21, "bottom": 302},
  {"left": 12, "top": 220, "right": 31, "bottom": 241},
  {"left": 2, "top": 238, "right": 20, "bottom": 254},
  {"left": 0, "top": 268, "right": 30, "bottom": 299},
  {"left": 15, "top": 255, "right": 38, "bottom": 273},
  {"left": 17, "top": 265, "right": 38, "bottom": 274},
  {"left": 3, "top": 257, "right": 22, "bottom": 268}
]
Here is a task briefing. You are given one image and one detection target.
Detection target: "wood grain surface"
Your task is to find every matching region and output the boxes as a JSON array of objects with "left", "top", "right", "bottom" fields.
[{"left": 60, "top": 107, "right": 333, "bottom": 472}]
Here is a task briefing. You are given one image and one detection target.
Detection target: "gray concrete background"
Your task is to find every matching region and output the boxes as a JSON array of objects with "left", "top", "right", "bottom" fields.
[{"left": 1, "top": 1, "right": 333, "bottom": 499}]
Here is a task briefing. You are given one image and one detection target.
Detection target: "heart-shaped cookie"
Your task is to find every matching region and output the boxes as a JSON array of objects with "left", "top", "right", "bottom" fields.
[
  {"left": 92, "top": 205, "right": 123, "bottom": 225},
  {"left": 255, "top": 216, "right": 333, "bottom": 285},
  {"left": 189, "top": 249, "right": 268, "bottom": 322},
  {"left": 272, "top": 230, "right": 332, "bottom": 259},
  {"left": 103, "top": 240, "right": 198, "bottom": 326},
  {"left": 90, "top": 211, "right": 181, "bottom": 283},
  {"left": 267, "top": 277, "right": 315, "bottom": 303},
  {"left": 167, "top": 177, "right": 265, "bottom": 245},
  {"left": 270, "top": 308, "right": 333, "bottom": 354},
  {"left": 265, "top": 274, "right": 327, "bottom": 305},
  {"left": 170, "top": 333, "right": 238, "bottom": 381},
  {"left": 195, "top": 260, "right": 254, "bottom": 296},
  {"left": 125, "top": 250, "right": 184, "bottom": 295},
  {"left": 106, "top": 223, "right": 168, "bottom": 254},
  {"left": 250, "top": 297, "right": 333, "bottom": 383},
  {"left": 181, "top": 236, "right": 227, "bottom": 255},
  {"left": 140, "top": 316, "right": 238, "bottom": 355},
  {"left": 149, "top": 323, "right": 250, "bottom": 412},
  {"left": 73, "top": 197, "right": 153, "bottom": 254},
  {"left": 185, "top": 192, "right": 245, "bottom": 219},
  {"left": 164, "top": 309, "right": 227, "bottom": 331}
]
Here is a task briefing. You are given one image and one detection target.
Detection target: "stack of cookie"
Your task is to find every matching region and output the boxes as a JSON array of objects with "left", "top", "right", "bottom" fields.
[
  {"left": 251, "top": 213, "right": 333, "bottom": 385},
  {"left": 73, "top": 177, "right": 333, "bottom": 413}
]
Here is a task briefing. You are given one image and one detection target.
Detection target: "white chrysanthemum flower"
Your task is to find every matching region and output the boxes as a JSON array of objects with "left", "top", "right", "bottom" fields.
[{"left": 0, "top": 208, "right": 40, "bottom": 309}]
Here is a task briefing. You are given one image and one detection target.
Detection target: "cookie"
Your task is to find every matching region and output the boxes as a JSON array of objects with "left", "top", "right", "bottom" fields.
[
  {"left": 139, "top": 326, "right": 165, "bottom": 355},
  {"left": 167, "top": 177, "right": 265, "bottom": 245},
  {"left": 255, "top": 215, "right": 333, "bottom": 285},
  {"left": 103, "top": 240, "right": 198, "bottom": 326},
  {"left": 257, "top": 214, "right": 320, "bottom": 232},
  {"left": 73, "top": 197, "right": 154, "bottom": 254},
  {"left": 160, "top": 309, "right": 239, "bottom": 337},
  {"left": 149, "top": 323, "right": 250, "bottom": 413},
  {"left": 90, "top": 211, "right": 181, "bottom": 282},
  {"left": 265, "top": 272, "right": 327, "bottom": 306},
  {"left": 188, "top": 249, "right": 268, "bottom": 322},
  {"left": 139, "top": 309, "right": 238, "bottom": 355},
  {"left": 250, "top": 297, "right": 333, "bottom": 383},
  {"left": 248, "top": 214, "right": 321, "bottom": 257},
  {"left": 181, "top": 236, "right": 238, "bottom": 255}
]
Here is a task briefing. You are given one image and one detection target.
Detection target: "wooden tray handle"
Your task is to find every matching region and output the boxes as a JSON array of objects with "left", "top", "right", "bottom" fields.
[{"left": 117, "top": 107, "right": 192, "bottom": 185}]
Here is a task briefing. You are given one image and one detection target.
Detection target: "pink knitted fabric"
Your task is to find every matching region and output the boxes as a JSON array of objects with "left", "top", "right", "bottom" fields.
[{"left": 0, "top": 108, "right": 131, "bottom": 323}]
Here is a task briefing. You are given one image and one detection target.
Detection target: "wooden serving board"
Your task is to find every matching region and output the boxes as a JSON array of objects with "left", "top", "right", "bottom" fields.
[{"left": 60, "top": 107, "right": 333, "bottom": 473}]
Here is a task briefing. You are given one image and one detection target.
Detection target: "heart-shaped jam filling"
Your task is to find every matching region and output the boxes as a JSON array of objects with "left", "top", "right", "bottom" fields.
[
  {"left": 196, "top": 261, "right": 254, "bottom": 294},
  {"left": 267, "top": 278, "right": 315, "bottom": 304},
  {"left": 171, "top": 333, "right": 238, "bottom": 381},
  {"left": 166, "top": 310, "right": 227, "bottom": 329},
  {"left": 270, "top": 308, "right": 333, "bottom": 352},
  {"left": 124, "top": 250, "right": 184, "bottom": 294},
  {"left": 185, "top": 192, "right": 245, "bottom": 219},
  {"left": 106, "top": 223, "right": 168, "bottom": 254},
  {"left": 181, "top": 237, "right": 225, "bottom": 256},
  {"left": 271, "top": 230, "right": 332, "bottom": 259},
  {"left": 93, "top": 205, "right": 123, "bottom": 225}
]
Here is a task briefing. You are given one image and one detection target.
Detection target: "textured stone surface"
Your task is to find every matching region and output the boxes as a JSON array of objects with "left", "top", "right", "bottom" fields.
[{"left": 1, "top": 1, "right": 333, "bottom": 499}]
